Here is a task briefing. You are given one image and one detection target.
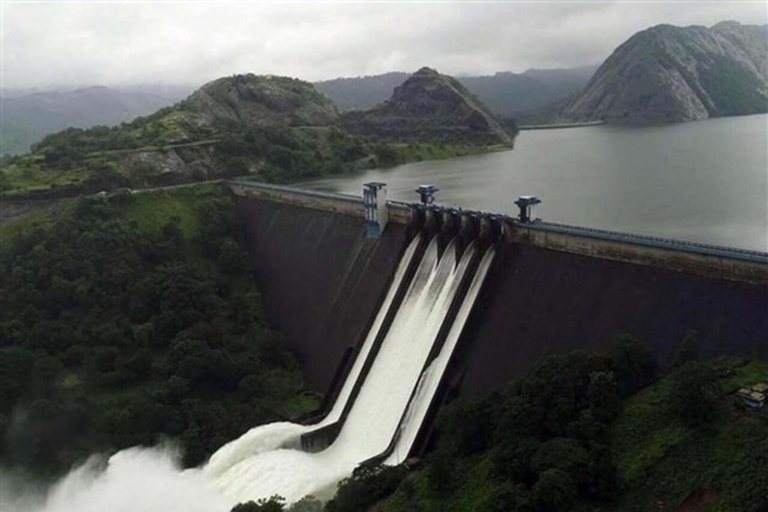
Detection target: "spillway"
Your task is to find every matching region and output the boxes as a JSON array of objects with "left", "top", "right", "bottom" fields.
[
  {"left": 202, "top": 234, "right": 494, "bottom": 505},
  {"left": 386, "top": 243, "right": 496, "bottom": 465},
  {"left": 204, "top": 235, "right": 422, "bottom": 479},
  {"left": 201, "top": 234, "right": 495, "bottom": 505}
]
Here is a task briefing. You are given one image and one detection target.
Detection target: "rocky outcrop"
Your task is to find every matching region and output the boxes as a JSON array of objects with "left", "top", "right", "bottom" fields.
[
  {"left": 561, "top": 21, "right": 768, "bottom": 124},
  {"left": 339, "top": 67, "right": 513, "bottom": 145},
  {"left": 186, "top": 74, "right": 339, "bottom": 128}
]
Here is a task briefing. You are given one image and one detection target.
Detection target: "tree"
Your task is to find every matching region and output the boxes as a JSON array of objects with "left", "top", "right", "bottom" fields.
[
  {"left": 326, "top": 465, "right": 407, "bottom": 512},
  {"left": 669, "top": 362, "right": 721, "bottom": 427},
  {"left": 427, "top": 449, "right": 456, "bottom": 498},
  {"left": 673, "top": 330, "right": 701, "bottom": 368},
  {"left": 230, "top": 496, "right": 285, "bottom": 512},
  {"left": 532, "top": 438, "right": 588, "bottom": 484},
  {"left": 491, "top": 437, "right": 540, "bottom": 485},
  {"left": 587, "top": 371, "right": 619, "bottom": 423},
  {"left": 129, "top": 163, "right": 161, "bottom": 188},
  {"left": 610, "top": 334, "right": 657, "bottom": 397},
  {"left": 476, "top": 483, "right": 532, "bottom": 512},
  {"left": 532, "top": 469, "right": 577, "bottom": 512},
  {"left": 0, "top": 170, "right": 9, "bottom": 191}
]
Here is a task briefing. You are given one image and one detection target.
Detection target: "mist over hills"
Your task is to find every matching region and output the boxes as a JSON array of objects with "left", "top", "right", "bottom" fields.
[{"left": 0, "top": 86, "right": 192, "bottom": 156}]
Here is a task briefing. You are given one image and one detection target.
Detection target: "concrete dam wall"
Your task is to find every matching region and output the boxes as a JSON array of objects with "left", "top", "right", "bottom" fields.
[
  {"left": 232, "top": 181, "right": 768, "bottom": 401},
  {"left": 236, "top": 196, "right": 412, "bottom": 393}
]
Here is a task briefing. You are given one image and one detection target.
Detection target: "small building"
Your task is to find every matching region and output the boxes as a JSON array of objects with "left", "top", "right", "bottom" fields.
[{"left": 736, "top": 384, "right": 767, "bottom": 410}]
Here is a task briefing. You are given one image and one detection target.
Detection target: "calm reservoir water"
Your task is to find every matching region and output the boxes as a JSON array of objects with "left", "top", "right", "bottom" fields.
[{"left": 298, "top": 114, "right": 768, "bottom": 252}]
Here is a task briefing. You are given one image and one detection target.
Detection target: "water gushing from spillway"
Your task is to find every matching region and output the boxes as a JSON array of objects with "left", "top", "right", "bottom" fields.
[
  {"left": 205, "top": 235, "right": 423, "bottom": 480},
  {"left": 206, "top": 235, "right": 477, "bottom": 504},
  {"left": 13, "top": 234, "right": 495, "bottom": 511},
  {"left": 385, "top": 244, "right": 496, "bottom": 465}
]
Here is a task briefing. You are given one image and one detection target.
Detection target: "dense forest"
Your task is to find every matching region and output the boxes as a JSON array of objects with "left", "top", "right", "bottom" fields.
[{"left": 0, "top": 186, "right": 316, "bottom": 477}]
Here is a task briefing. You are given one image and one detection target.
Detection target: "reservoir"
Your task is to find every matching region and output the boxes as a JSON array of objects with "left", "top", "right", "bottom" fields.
[{"left": 298, "top": 114, "right": 768, "bottom": 252}]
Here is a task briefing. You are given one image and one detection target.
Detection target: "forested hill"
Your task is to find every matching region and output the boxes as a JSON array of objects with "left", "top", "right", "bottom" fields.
[
  {"left": 339, "top": 67, "right": 514, "bottom": 146},
  {"left": 0, "top": 185, "right": 317, "bottom": 475},
  {"left": 0, "top": 71, "right": 515, "bottom": 198},
  {"left": 561, "top": 21, "right": 768, "bottom": 124}
]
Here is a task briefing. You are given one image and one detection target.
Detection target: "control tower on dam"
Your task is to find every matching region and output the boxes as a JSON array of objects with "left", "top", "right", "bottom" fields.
[{"left": 228, "top": 179, "right": 768, "bottom": 403}]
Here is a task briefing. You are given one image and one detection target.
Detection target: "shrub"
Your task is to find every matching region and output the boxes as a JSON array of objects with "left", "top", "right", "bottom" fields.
[
  {"left": 231, "top": 496, "right": 285, "bottom": 512},
  {"left": 669, "top": 362, "right": 721, "bottom": 427},
  {"left": 532, "top": 469, "right": 577, "bottom": 512},
  {"left": 325, "top": 465, "right": 407, "bottom": 512}
]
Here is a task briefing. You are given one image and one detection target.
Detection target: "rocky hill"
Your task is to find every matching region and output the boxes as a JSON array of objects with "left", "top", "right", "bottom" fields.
[
  {"left": 315, "top": 66, "right": 596, "bottom": 117},
  {"left": 561, "top": 21, "right": 768, "bottom": 124},
  {"left": 339, "top": 67, "right": 514, "bottom": 145},
  {"left": 186, "top": 74, "right": 338, "bottom": 128}
]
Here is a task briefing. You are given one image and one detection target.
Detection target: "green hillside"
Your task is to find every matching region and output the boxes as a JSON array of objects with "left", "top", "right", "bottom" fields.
[
  {"left": 0, "top": 72, "right": 515, "bottom": 199},
  {"left": 0, "top": 185, "right": 318, "bottom": 476},
  {"left": 328, "top": 347, "right": 768, "bottom": 512}
]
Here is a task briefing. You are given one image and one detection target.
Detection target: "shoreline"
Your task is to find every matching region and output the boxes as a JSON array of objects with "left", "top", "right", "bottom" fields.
[{"left": 518, "top": 120, "right": 605, "bottom": 130}]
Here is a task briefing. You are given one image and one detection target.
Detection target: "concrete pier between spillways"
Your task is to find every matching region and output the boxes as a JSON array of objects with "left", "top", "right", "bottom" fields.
[{"left": 229, "top": 180, "right": 768, "bottom": 404}]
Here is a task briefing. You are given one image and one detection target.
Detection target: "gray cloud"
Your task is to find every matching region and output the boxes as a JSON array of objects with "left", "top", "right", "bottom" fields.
[{"left": 2, "top": 0, "right": 766, "bottom": 89}]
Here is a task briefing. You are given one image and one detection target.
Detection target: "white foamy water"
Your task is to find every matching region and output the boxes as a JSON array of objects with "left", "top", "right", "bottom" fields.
[
  {"left": 9, "top": 234, "right": 495, "bottom": 511},
  {"left": 205, "top": 235, "right": 422, "bottom": 481},
  {"left": 2, "top": 446, "right": 228, "bottom": 512},
  {"left": 207, "top": 236, "right": 478, "bottom": 504},
  {"left": 386, "top": 244, "right": 496, "bottom": 465}
]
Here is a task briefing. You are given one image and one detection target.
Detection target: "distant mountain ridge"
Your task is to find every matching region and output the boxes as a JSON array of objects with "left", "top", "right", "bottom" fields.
[
  {"left": 1, "top": 86, "right": 188, "bottom": 156},
  {"left": 314, "top": 72, "right": 411, "bottom": 112},
  {"left": 561, "top": 21, "right": 768, "bottom": 123},
  {"left": 339, "top": 67, "right": 513, "bottom": 145},
  {"left": 315, "top": 66, "right": 596, "bottom": 117}
]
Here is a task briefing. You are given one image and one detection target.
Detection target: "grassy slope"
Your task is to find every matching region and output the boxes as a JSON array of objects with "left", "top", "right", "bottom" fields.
[{"left": 610, "top": 357, "right": 768, "bottom": 511}]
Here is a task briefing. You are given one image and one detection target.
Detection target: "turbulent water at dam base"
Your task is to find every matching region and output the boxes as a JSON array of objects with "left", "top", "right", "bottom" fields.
[{"left": 1, "top": 235, "right": 496, "bottom": 512}]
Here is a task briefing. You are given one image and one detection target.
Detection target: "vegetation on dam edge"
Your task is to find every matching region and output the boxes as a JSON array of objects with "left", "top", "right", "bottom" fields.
[
  {"left": 327, "top": 351, "right": 768, "bottom": 512},
  {"left": 0, "top": 185, "right": 318, "bottom": 477}
]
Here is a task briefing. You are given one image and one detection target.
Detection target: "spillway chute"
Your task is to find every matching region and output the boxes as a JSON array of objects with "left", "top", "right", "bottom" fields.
[{"left": 203, "top": 231, "right": 497, "bottom": 506}]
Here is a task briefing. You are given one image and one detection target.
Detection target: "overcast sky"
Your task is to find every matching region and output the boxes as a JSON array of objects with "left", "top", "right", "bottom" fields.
[{"left": 2, "top": 1, "right": 766, "bottom": 89}]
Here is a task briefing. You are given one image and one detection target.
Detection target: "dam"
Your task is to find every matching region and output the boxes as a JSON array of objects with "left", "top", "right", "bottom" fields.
[
  {"left": 19, "top": 179, "right": 767, "bottom": 510},
  {"left": 202, "top": 189, "right": 499, "bottom": 503},
  {"left": 196, "top": 179, "right": 768, "bottom": 504}
]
